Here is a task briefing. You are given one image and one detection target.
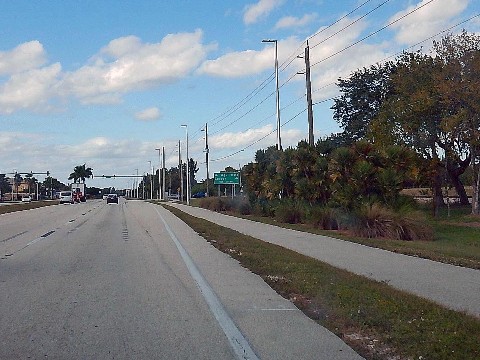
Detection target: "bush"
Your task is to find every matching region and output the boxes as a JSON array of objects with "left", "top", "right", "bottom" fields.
[
  {"left": 307, "top": 206, "right": 340, "bottom": 230},
  {"left": 199, "top": 197, "right": 233, "bottom": 212},
  {"left": 233, "top": 198, "right": 252, "bottom": 215},
  {"left": 274, "top": 201, "right": 305, "bottom": 224},
  {"left": 252, "top": 198, "right": 275, "bottom": 217},
  {"left": 352, "top": 204, "right": 433, "bottom": 241}
]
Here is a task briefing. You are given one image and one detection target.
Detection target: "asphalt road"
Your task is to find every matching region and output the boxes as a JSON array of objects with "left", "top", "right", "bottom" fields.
[{"left": 0, "top": 199, "right": 363, "bottom": 360}]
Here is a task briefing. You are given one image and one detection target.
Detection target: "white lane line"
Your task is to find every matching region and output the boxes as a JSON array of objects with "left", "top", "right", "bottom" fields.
[{"left": 154, "top": 206, "right": 259, "bottom": 360}]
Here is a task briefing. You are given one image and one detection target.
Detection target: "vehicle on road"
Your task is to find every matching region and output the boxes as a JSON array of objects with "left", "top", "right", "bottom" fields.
[
  {"left": 106, "top": 194, "right": 118, "bottom": 204},
  {"left": 21, "top": 195, "right": 32, "bottom": 202},
  {"left": 59, "top": 191, "right": 74, "bottom": 204},
  {"left": 71, "top": 183, "right": 86, "bottom": 202},
  {"left": 192, "top": 192, "right": 206, "bottom": 198}
]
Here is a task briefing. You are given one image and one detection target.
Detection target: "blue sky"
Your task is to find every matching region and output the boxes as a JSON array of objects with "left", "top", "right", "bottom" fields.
[{"left": 1, "top": 0, "right": 479, "bottom": 189}]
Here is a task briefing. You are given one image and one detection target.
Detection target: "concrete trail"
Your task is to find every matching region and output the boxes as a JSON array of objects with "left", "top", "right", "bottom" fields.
[{"left": 167, "top": 203, "right": 480, "bottom": 318}]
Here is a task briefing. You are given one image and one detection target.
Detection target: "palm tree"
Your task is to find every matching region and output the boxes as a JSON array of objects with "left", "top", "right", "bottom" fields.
[
  {"left": 69, "top": 164, "right": 93, "bottom": 183},
  {"left": 13, "top": 173, "right": 23, "bottom": 200}
]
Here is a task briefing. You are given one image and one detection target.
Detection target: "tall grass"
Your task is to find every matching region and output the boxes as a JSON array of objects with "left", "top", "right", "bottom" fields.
[{"left": 352, "top": 204, "right": 433, "bottom": 241}]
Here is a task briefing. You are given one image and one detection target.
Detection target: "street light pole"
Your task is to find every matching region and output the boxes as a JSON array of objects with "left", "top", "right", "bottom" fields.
[
  {"left": 134, "top": 168, "right": 138, "bottom": 198},
  {"left": 178, "top": 140, "right": 183, "bottom": 202},
  {"left": 181, "top": 125, "right": 190, "bottom": 205},
  {"left": 262, "top": 39, "right": 281, "bottom": 150},
  {"left": 155, "top": 148, "right": 162, "bottom": 200}
]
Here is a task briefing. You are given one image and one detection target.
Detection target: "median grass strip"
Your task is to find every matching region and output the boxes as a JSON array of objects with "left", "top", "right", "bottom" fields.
[
  {"left": 189, "top": 198, "right": 480, "bottom": 270},
  {"left": 0, "top": 200, "right": 60, "bottom": 215},
  {"left": 163, "top": 204, "right": 480, "bottom": 360}
]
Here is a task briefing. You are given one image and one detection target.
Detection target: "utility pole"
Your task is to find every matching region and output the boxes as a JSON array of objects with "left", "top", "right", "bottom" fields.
[
  {"left": 148, "top": 160, "right": 153, "bottom": 200},
  {"left": 262, "top": 39, "right": 281, "bottom": 150},
  {"left": 181, "top": 124, "right": 190, "bottom": 205},
  {"left": 179, "top": 140, "right": 183, "bottom": 202},
  {"left": 305, "top": 40, "right": 314, "bottom": 146},
  {"left": 202, "top": 123, "right": 209, "bottom": 196},
  {"left": 162, "top": 146, "right": 166, "bottom": 201}
]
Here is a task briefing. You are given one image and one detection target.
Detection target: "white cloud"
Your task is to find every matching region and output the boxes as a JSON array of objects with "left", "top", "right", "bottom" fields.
[
  {"left": 61, "top": 30, "right": 216, "bottom": 104},
  {"left": 135, "top": 107, "right": 161, "bottom": 121},
  {"left": 0, "top": 31, "right": 217, "bottom": 113},
  {"left": 243, "top": 0, "right": 284, "bottom": 25},
  {"left": 0, "top": 41, "right": 46, "bottom": 76},
  {"left": 275, "top": 13, "right": 317, "bottom": 30},
  {"left": 0, "top": 63, "right": 62, "bottom": 114},
  {"left": 198, "top": 37, "right": 300, "bottom": 78},
  {"left": 388, "top": 0, "right": 469, "bottom": 45}
]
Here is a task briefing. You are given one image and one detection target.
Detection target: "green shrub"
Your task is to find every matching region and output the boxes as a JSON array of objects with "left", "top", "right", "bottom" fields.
[
  {"left": 307, "top": 206, "right": 340, "bottom": 230},
  {"left": 352, "top": 204, "right": 433, "bottom": 241},
  {"left": 252, "top": 198, "right": 275, "bottom": 217},
  {"left": 233, "top": 198, "right": 252, "bottom": 215},
  {"left": 274, "top": 201, "right": 305, "bottom": 224},
  {"left": 199, "top": 197, "right": 233, "bottom": 212}
]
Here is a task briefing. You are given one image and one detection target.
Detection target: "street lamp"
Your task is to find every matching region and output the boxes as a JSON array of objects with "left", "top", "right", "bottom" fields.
[
  {"left": 181, "top": 124, "right": 190, "bottom": 205},
  {"left": 155, "top": 148, "right": 162, "bottom": 200},
  {"left": 134, "top": 168, "right": 138, "bottom": 199},
  {"left": 262, "top": 39, "right": 282, "bottom": 150}
]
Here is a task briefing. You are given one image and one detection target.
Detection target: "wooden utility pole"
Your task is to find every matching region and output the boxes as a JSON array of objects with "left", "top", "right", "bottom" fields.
[{"left": 305, "top": 41, "right": 314, "bottom": 146}]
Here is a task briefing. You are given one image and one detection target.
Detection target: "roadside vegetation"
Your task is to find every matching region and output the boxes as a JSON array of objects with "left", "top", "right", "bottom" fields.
[
  {"left": 193, "top": 196, "right": 480, "bottom": 269},
  {"left": 162, "top": 203, "right": 480, "bottom": 360},
  {"left": 0, "top": 200, "right": 60, "bottom": 215}
]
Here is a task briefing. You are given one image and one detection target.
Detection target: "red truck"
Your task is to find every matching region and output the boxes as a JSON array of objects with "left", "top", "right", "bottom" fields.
[{"left": 71, "top": 183, "right": 86, "bottom": 202}]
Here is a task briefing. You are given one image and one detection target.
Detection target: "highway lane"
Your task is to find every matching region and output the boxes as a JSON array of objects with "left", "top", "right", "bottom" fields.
[{"left": 0, "top": 199, "right": 363, "bottom": 359}]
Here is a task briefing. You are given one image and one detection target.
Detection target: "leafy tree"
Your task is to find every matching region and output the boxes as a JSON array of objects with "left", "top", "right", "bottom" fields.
[
  {"left": 432, "top": 30, "right": 480, "bottom": 214},
  {"left": 331, "top": 62, "right": 395, "bottom": 145},
  {"left": 291, "top": 141, "right": 329, "bottom": 205},
  {"left": 13, "top": 173, "right": 22, "bottom": 200},
  {"left": 374, "top": 51, "right": 447, "bottom": 214},
  {"left": 68, "top": 164, "right": 93, "bottom": 183},
  {"left": 188, "top": 158, "right": 199, "bottom": 186},
  {"left": 0, "top": 174, "right": 12, "bottom": 197},
  {"left": 24, "top": 173, "right": 38, "bottom": 195}
]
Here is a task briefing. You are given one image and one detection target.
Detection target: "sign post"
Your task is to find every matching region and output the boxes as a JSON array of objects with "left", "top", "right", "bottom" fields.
[{"left": 213, "top": 172, "right": 240, "bottom": 198}]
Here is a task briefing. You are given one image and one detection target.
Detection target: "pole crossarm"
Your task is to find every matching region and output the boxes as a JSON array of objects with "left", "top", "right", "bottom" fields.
[
  {"left": 7, "top": 171, "right": 50, "bottom": 176},
  {"left": 100, "top": 175, "right": 145, "bottom": 178}
]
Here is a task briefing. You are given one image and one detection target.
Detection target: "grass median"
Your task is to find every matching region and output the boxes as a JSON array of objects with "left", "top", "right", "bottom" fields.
[
  {"left": 0, "top": 200, "right": 60, "bottom": 215},
  {"left": 162, "top": 203, "right": 480, "bottom": 360}
]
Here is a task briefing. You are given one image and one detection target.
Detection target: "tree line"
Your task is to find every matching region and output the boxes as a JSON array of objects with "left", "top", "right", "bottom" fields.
[{"left": 243, "top": 31, "right": 480, "bottom": 215}]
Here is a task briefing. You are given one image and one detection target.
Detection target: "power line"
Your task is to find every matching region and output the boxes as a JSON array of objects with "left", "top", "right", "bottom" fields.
[
  {"left": 198, "top": 0, "right": 385, "bottom": 137},
  {"left": 310, "top": 0, "right": 438, "bottom": 68}
]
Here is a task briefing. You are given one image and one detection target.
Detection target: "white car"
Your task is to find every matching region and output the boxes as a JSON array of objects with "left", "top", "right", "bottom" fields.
[
  {"left": 21, "top": 195, "right": 32, "bottom": 202},
  {"left": 59, "top": 191, "right": 74, "bottom": 204}
]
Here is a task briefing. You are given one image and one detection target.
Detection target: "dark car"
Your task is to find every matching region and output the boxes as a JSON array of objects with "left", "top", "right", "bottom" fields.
[
  {"left": 191, "top": 192, "right": 206, "bottom": 198},
  {"left": 106, "top": 194, "right": 118, "bottom": 204}
]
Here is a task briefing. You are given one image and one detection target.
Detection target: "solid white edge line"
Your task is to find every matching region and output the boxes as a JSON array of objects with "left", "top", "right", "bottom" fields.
[{"left": 153, "top": 206, "right": 259, "bottom": 360}]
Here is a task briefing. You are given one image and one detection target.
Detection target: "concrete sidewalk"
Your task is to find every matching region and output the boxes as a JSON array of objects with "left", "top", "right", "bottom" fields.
[{"left": 167, "top": 203, "right": 480, "bottom": 318}]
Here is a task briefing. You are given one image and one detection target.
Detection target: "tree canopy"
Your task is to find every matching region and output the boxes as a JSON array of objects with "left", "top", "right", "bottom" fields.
[{"left": 69, "top": 164, "right": 93, "bottom": 183}]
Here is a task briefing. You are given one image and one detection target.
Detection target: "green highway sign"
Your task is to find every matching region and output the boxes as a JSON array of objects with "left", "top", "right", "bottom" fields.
[{"left": 214, "top": 172, "right": 240, "bottom": 185}]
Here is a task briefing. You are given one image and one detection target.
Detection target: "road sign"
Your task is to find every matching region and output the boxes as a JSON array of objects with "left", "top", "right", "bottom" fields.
[{"left": 214, "top": 172, "right": 240, "bottom": 185}]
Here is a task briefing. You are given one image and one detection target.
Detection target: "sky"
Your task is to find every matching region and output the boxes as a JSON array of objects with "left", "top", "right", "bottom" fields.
[{"left": 1, "top": 0, "right": 479, "bottom": 190}]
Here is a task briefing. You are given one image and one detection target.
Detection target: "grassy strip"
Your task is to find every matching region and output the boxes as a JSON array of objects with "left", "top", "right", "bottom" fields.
[
  {"left": 163, "top": 203, "right": 480, "bottom": 360},
  {"left": 0, "top": 200, "right": 60, "bottom": 215},
  {"left": 199, "top": 206, "right": 480, "bottom": 270}
]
